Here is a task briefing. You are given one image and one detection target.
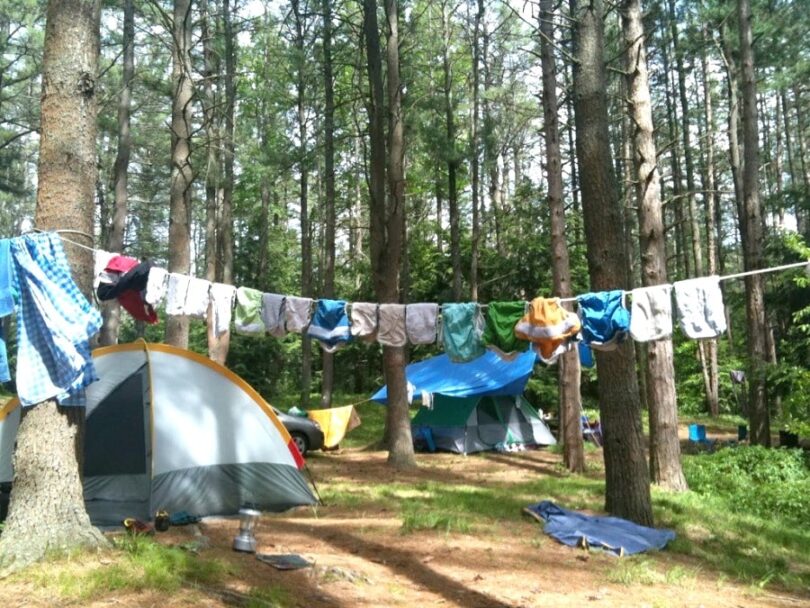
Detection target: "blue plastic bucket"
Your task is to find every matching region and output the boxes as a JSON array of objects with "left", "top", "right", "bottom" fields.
[{"left": 688, "top": 424, "right": 706, "bottom": 442}]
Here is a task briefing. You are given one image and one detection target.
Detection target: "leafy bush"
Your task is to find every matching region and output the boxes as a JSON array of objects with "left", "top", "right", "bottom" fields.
[{"left": 683, "top": 445, "right": 810, "bottom": 525}]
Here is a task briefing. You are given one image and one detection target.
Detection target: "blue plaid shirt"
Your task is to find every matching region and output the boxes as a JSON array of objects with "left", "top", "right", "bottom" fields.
[{"left": 10, "top": 233, "right": 101, "bottom": 406}]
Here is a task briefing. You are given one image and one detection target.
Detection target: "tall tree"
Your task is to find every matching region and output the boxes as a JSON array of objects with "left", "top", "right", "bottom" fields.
[
  {"left": 622, "top": 0, "right": 686, "bottom": 491},
  {"left": 539, "top": 0, "right": 583, "bottom": 473},
  {"left": 571, "top": 0, "right": 652, "bottom": 525},
  {"left": 165, "top": 0, "right": 194, "bottom": 348},
  {"left": 0, "top": 0, "right": 107, "bottom": 574},
  {"left": 737, "top": 0, "right": 770, "bottom": 446},
  {"left": 469, "top": 0, "right": 482, "bottom": 301}
]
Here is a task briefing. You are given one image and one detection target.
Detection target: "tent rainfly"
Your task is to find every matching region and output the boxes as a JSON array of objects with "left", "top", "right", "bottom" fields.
[{"left": 0, "top": 341, "right": 317, "bottom": 526}]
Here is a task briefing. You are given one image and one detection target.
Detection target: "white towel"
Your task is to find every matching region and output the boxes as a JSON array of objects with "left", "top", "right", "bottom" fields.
[
  {"left": 629, "top": 285, "right": 673, "bottom": 342},
  {"left": 93, "top": 250, "right": 115, "bottom": 290},
  {"left": 182, "top": 277, "right": 211, "bottom": 319},
  {"left": 350, "top": 302, "right": 378, "bottom": 341},
  {"left": 406, "top": 303, "right": 439, "bottom": 345},
  {"left": 144, "top": 267, "right": 169, "bottom": 306},
  {"left": 261, "top": 293, "right": 287, "bottom": 338},
  {"left": 165, "top": 273, "right": 190, "bottom": 316},
  {"left": 285, "top": 296, "right": 313, "bottom": 333},
  {"left": 377, "top": 304, "right": 407, "bottom": 347},
  {"left": 209, "top": 283, "right": 236, "bottom": 336},
  {"left": 674, "top": 276, "right": 727, "bottom": 339}
]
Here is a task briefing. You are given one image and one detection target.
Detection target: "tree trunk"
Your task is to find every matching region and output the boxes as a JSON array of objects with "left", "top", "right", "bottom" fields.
[
  {"left": 792, "top": 86, "right": 810, "bottom": 238},
  {"left": 737, "top": 0, "right": 770, "bottom": 447},
  {"left": 165, "top": 0, "right": 194, "bottom": 348},
  {"left": 0, "top": 0, "right": 108, "bottom": 574},
  {"left": 470, "top": 0, "right": 483, "bottom": 302},
  {"left": 719, "top": 23, "right": 745, "bottom": 245},
  {"left": 540, "top": 0, "right": 583, "bottom": 473},
  {"left": 320, "top": 0, "right": 336, "bottom": 408},
  {"left": 571, "top": 0, "right": 652, "bottom": 525},
  {"left": 202, "top": 0, "right": 220, "bottom": 285},
  {"left": 442, "top": 1, "right": 462, "bottom": 301},
  {"left": 99, "top": 0, "right": 134, "bottom": 346},
  {"left": 622, "top": 0, "right": 687, "bottom": 492}
]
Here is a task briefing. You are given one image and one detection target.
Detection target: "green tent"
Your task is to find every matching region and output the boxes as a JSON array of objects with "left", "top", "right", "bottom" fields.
[{"left": 411, "top": 393, "right": 556, "bottom": 454}]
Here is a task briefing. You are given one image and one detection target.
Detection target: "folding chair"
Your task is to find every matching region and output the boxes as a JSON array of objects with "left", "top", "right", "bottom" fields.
[{"left": 581, "top": 415, "right": 603, "bottom": 447}]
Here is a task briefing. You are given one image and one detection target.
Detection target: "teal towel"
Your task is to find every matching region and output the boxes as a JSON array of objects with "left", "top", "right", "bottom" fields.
[{"left": 441, "top": 303, "right": 485, "bottom": 363}]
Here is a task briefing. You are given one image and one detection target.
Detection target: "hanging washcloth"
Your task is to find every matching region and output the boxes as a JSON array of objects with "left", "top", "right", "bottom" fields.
[
  {"left": 92, "top": 249, "right": 115, "bottom": 291},
  {"left": 350, "top": 302, "right": 378, "bottom": 342},
  {"left": 629, "top": 284, "right": 673, "bottom": 342},
  {"left": 144, "top": 266, "right": 169, "bottom": 306},
  {"left": 307, "top": 299, "right": 350, "bottom": 352},
  {"left": 285, "top": 296, "right": 313, "bottom": 333},
  {"left": 377, "top": 304, "right": 407, "bottom": 347},
  {"left": 577, "top": 290, "right": 630, "bottom": 351},
  {"left": 440, "top": 302, "right": 485, "bottom": 363},
  {"left": 261, "top": 293, "right": 287, "bottom": 338},
  {"left": 405, "top": 303, "right": 439, "bottom": 345},
  {"left": 673, "top": 276, "right": 727, "bottom": 339},
  {"left": 482, "top": 301, "right": 529, "bottom": 357},
  {"left": 209, "top": 283, "right": 236, "bottom": 336},
  {"left": 234, "top": 286, "right": 265, "bottom": 335},
  {"left": 165, "top": 273, "right": 191, "bottom": 317},
  {"left": 182, "top": 277, "right": 211, "bottom": 319},
  {"left": 10, "top": 233, "right": 101, "bottom": 406},
  {"left": 514, "top": 297, "right": 581, "bottom": 364},
  {"left": 96, "top": 256, "right": 157, "bottom": 323}
]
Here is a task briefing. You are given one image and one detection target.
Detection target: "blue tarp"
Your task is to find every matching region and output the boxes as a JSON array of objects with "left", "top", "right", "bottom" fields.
[
  {"left": 524, "top": 500, "right": 676, "bottom": 557},
  {"left": 372, "top": 349, "right": 536, "bottom": 403}
]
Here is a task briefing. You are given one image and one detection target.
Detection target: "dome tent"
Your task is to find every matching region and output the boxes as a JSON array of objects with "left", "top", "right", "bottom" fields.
[{"left": 0, "top": 341, "right": 316, "bottom": 526}]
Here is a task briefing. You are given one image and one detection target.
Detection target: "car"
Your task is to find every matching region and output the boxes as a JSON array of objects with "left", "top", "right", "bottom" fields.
[{"left": 272, "top": 407, "right": 324, "bottom": 456}]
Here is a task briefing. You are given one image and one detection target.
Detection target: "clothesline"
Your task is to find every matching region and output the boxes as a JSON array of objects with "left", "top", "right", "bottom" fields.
[{"left": 53, "top": 230, "right": 809, "bottom": 307}]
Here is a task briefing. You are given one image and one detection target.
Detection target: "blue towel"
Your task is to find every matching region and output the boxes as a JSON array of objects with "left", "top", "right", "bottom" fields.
[
  {"left": 524, "top": 500, "right": 675, "bottom": 556},
  {"left": 0, "top": 239, "right": 14, "bottom": 317},
  {"left": 578, "top": 342, "right": 594, "bottom": 368},
  {"left": 441, "top": 303, "right": 485, "bottom": 363},
  {"left": 10, "top": 233, "right": 102, "bottom": 406},
  {"left": 0, "top": 323, "right": 10, "bottom": 383},
  {"left": 577, "top": 290, "right": 630, "bottom": 351},
  {"left": 306, "top": 299, "right": 351, "bottom": 352}
]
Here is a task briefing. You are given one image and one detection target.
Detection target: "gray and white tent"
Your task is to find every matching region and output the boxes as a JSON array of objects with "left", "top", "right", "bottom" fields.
[{"left": 0, "top": 341, "right": 316, "bottom": 525}]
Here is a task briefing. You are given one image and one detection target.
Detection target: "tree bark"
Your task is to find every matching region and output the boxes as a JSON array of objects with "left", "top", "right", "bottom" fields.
[
  {"left": 540, "top": 0, "right": 583, "bottom": 473},
  {"left": 442, "top": 1, "right": 462, "bottom": 301},
  {"left": 622, "top": 0, "right": 686, "bottom": 492},
  {"left": 737, "top": 0, "right": 770, "bottom": 447},
  {"left": 0, "top": 0, "right": 108, "bottom": 575},
  {"left": 571, "top": 0, "right": 652, "bottom": 525},
  {"left": 470, "top": 0, "right": 483, "bottom": 302},
  {"left": 165, "top": 0, "right": 194, "bottom": 348},
  {"left": 99, "top": 0, "right": 134, "bottom": 346}
]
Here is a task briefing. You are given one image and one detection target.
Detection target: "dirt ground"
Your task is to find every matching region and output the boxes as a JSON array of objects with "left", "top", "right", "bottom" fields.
[{"left": 2, "top": 446, "right": 808, "bottom": 608}]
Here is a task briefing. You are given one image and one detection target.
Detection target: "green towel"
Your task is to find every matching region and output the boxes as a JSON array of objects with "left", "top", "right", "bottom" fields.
[
  {"left": 234, "top": 286, "right": 264, "bottom": 335},
  {"left": 482, "top": 301, "right": 529, "bottom": 355}
]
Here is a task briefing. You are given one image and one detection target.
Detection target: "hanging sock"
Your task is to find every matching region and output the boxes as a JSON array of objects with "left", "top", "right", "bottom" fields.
[
  {"left": 629, "top": 284, "right": 673, "bottom": 342},
  {"left": 234, "top": 286, "right": 265, "bottom": 335},
  {"left": 350, "top": 302, "right": 378, "bottom": 342},
  {"left": 482, "top": 300, "right": 529, "bottom": 358},
  {"left": 405, "top": 303, "right": 439, "bottom": 345},
  {"left": 514, "top": 297, "right": 581, "bottom": 364},
  {"left": 440, "top": 303, "right": 485, "bottom": 363},
  {"left": 576, "top": 290, "right": 630, "bottom": 351},
  {"left": 306, "top": 299, "right": 351, "bottom": 352},
  {"left": 209, "top": 283, "right": 236, "bottom": 336},
  {"left": 144, "top": 266, "right": 169, "bottom": 307},
  {"left": 284, "top": 296, "right": 313, "bottom": 333},
  {"left": 673, "top": 276, "right": 727, "bottom": 339},
  {"left": 261, "top": 293, "right": 287, "bottom": 338},
  {"left": 377, "top": 304, "right": 407, "bottom": 347},
  {"left": 10, "top": 233, "right": 101, "bottom": 406}
]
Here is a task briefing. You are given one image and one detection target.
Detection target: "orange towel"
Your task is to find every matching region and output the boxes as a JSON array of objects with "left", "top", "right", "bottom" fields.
[{"left": 514, "top": 297, "right": 581, "bottom": 363}]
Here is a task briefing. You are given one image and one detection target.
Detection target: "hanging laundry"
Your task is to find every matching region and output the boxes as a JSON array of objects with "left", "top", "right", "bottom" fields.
[
  {"left": 182, "top": 277, "right": 211, "bottom": 319},
  {"left": 578, "top": 342, "right": 594, "bottom": 368},
  {"left": 629, "top": 284, "right": 673, "bottom": 342},
  {"left": 10, "top": 232, "right": 101, "bottom": 406},
  {"left": 377, "top": 304, "right": 407, "bottom": 347},
  {"left": 261, "top": 293, "right": 287, "bottom": 338},
  {"left": 0, "top": 239, "right": 13, "bottom": 318},
  {"left": 673, "top": 276, "right": 727, "bottom": 339},
  {"left": 306, "top": 299, "right": 350, "bottom": 352},
  {"left": 441, "top": 303, "right": 485, "bottom": 363},
  {"left": 234, "top": 286, "right": 265, "bottom": 335},
  {"left": 284, "top": 296, "right": 313, "bottom": 333},
  {"left": 482, "top": 300, "right": 529, "bottom": 357},
  {"left": 209, "top": 283, "right": 236, "bottom": 337},
  {"left": 96, "top": 255, "right": 158, "bottom": 323},
  {"left": 514, "top": 297, "right": 581, "bottom": 364},
  {"left": 144, "top": 266, "right": 169, "bottom": 306},
  {"left": 92, "top": 250, "right": 114, "bottom": 290},
  {"left": 405, "top": 303, "right": 439, "bottom": 345},
  {"left": 0, "top": 324, "right": 10, "bottom": 383},
  {"left": 164, "top": 273, "right": 190, "bottom": 316},
  {"left": 577, "top": 290, "right": 630, "bottom": 351},
  {"left": 350, "top": 302, "right": 378, "bottom": 342}
]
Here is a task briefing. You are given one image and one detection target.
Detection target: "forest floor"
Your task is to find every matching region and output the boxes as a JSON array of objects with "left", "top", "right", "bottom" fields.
[{"left": 3, "top": 438, "right": 809, "bottom": 608}]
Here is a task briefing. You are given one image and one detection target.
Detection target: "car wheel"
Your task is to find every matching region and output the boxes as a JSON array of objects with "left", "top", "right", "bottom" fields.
[{"left": 291, "top": 432, "right": 309, "bottom": 456}]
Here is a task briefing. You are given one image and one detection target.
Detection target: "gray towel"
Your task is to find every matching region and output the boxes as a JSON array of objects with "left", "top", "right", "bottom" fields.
[
  {"left": 406, "top": 303, "right": 439, "bottom": 345},
  {"left": 350, "top": 302, "right": 378, "bottom": 342},
  {"left": 261, "top": 293, "right": 287, "bottom": 338},
  {"left": 378, "top": 304, "right": 407, "bottom": 347},
  {"left": 285, "top": 296, "right": 313, "bottom": 333}
]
